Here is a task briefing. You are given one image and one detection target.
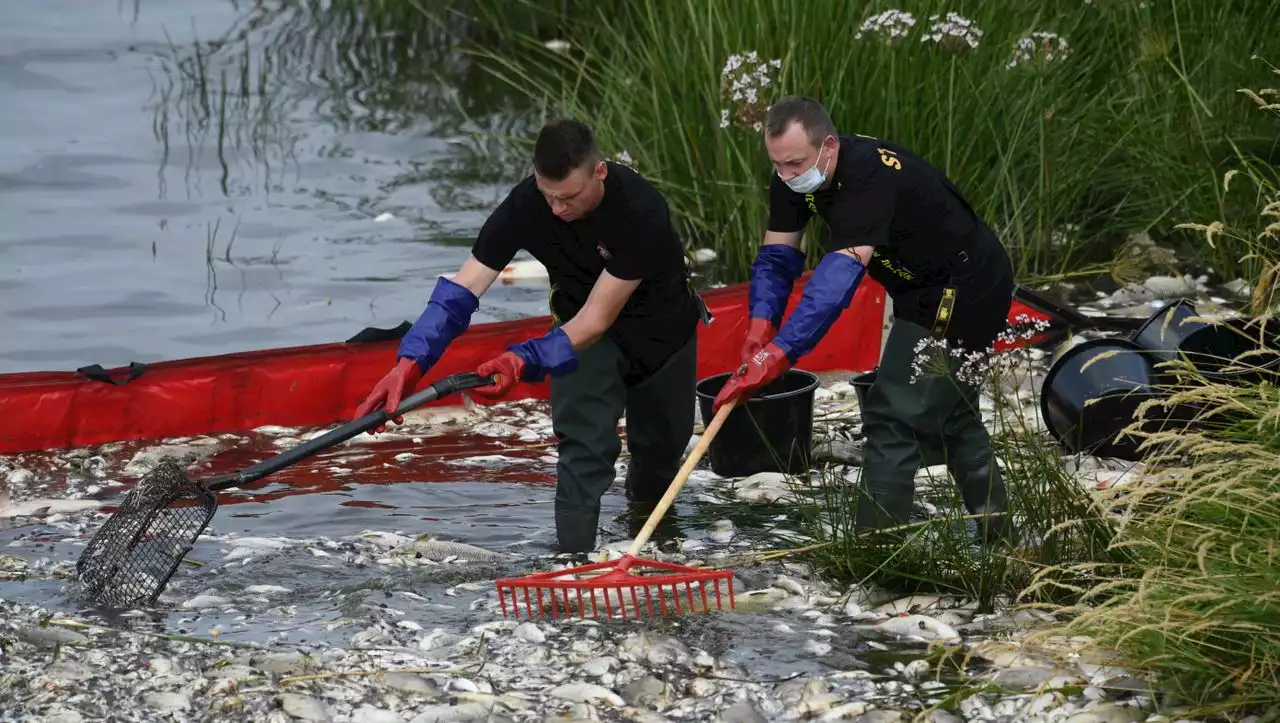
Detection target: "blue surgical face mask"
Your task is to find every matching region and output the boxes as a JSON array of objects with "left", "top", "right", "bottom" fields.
[{"left": 782, "top": 141, "right": 833, "bottom": 194}]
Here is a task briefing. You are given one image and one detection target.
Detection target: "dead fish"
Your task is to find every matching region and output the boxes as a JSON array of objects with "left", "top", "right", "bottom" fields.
[
  {"left": 803, "top": 639, "right": 832, "bottom": 656},
  {"left": 402, "top": 537, "right": 509, "bottom": 563},
  {"left": 447, "top": 454, "right": 526, "bottom": 468},
  {"left": 873, "top": 594, "right": 971, "bottom": 615},
  {"left": 279, "top": 693, "right": 331, "bottom": 722},
  {"left": 244, "top": 585, "right": 291, "bottom": 596},
  {"left": 729, "top": 587, "right": 791, "bottom": 613},
  {"left": 0, "top": 497, "right": 103, "bottom": 519},
  {"left": 182, "top": 594, "right": 230, "bottom": 610},
  {"left": 772, "top": 575, "right": 807, "bottom": 596},
  {"left": 227, "top": 536, "right": 293, "bottom": 550},
  {"left": 5, "top": 468, "right": 34, "bottom": 486},
  {"left": 358, "top": 531, "right": 415, "bottom": 549},
  {"left": 548, "top": 682, "right": 624, "bottom": 706},
  {"left": 856, "top": 613, "right": 961, "bottom": 643}
]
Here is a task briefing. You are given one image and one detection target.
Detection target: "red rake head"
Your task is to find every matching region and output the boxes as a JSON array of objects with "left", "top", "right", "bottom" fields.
[{"left": 494, "top": 554, "right": 735, "bottom": 620}]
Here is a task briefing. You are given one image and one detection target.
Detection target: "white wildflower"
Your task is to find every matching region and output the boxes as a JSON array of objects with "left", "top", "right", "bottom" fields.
[
  {"left": 855, "top": 9, "right": 917, "bottom": 47},
  {"left": 908, "top": 313, "right": 1053, "bottom": 387},
  {"left": 720, "top": 50, "right": 783, "bottom": 132},
  {"left": 1008, "top": 31, "right": 1072, "bottom": 72},
  {"left": 613, "top": 150, "right": 635, "bottom": 168},
  {"left": 922, "top": 12, "right": 983, "bottom": 54}
]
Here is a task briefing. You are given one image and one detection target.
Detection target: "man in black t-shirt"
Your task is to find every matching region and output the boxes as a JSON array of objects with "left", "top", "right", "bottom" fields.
[
  {"left": 354, "top": 120, "right": 705, "bottom": 554},
  {"left": 712, "top": 96, "right": 1014, "bottom": 542}
]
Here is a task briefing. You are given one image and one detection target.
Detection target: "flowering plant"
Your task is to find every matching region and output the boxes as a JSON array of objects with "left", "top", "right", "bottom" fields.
[
  {"left": 719, "top": 51, "right": 783, "bottom": 131},
  {"left": 1009, "top": 32, "right": 1072, "bottom": 73},
  {"left": 855, "top": 9, "right": 917, "bottom": 48},
  {"left": 922, "top": 12, "right": 984, "bottom": 55}
]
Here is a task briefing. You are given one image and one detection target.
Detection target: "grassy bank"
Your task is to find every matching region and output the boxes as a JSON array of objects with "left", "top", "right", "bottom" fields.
[
  {"left": 466, "top": 0, "right": 1278, "bottom": 284},
  {"left": 1019, "top": 69, "right": 1280, "bottom": 718}
]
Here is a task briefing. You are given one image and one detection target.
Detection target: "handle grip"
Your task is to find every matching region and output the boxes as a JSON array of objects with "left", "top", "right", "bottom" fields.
[{"left": 208, "top": 372, "right": 496, "bottom": 492}]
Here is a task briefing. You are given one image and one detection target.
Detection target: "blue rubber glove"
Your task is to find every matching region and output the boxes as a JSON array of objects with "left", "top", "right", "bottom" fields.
[
  {"left": 749, "top": 244, "right": 806, "bottom": 327},
  {"left": 510, "top": 326, "right": 579, "bottom": 381},
  {"left": 771, "top": 252, "right": 866, "bottom": 363},
  {"left": 397, "top": 276, "right": 480, "bottom": 373}
]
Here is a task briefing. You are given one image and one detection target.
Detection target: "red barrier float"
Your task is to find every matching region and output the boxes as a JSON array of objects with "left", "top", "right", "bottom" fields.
[{"left": 0, "top": 275, "right": 901, "bottom": 454}]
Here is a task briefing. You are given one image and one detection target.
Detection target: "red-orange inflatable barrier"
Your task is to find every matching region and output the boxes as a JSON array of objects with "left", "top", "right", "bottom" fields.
[{"left": 0, "top": 275, "right": 903, "bottom": 454}]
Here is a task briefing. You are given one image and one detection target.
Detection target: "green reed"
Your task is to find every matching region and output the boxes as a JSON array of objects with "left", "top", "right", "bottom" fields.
[{"left": 464, "top": 0, "right": 1279, "bottom": 284}]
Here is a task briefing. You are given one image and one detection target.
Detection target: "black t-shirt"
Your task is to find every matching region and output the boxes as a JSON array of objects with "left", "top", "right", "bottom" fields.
[
  {"left": 471, "top": 161, "right": 700, "bottom": 383},
  {"left": 767, "top": 134, "right": 1012, "bottom": 328}
]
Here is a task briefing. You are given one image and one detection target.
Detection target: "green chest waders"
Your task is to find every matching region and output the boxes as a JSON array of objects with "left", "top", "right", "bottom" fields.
[
  {"left": 854, "top": 284, "right": 1012, "bottom": 544},
  {"left": 545, "top": 282, "right": 704, "bottom": 553}
]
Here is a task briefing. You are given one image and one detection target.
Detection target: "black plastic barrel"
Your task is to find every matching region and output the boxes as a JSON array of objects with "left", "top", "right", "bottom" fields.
[
  {"left": 1041, "top": 337, "right": 1169, "bottom": 460},
  {"left": 1175, "top": 316, "right": 1280, "bottom": 385},
  {"left": 695, "top": 369, "right": 820, "bottom": 477},
  {"left": 850, "top": 368, "right": 945, "bottom": 467},
  {"left": 1129, "top": 299, "right": 1208, "bottom": 364}
]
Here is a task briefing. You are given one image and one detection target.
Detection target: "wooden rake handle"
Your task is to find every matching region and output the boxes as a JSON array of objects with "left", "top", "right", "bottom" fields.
[{"left": 627, "top": 400, "right": 737, "bottom": 556}]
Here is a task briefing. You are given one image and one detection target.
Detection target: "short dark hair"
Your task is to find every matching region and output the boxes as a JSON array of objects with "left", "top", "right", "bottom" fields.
[
  {"left": 533, "top": 119, "right": 600, "bottom": 180},
  {"left": 765, "top": 96, "right": 837, "bottom": 148}
]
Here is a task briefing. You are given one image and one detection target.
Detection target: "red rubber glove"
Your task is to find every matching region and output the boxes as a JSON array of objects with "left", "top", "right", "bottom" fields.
[
  {"left": 472, "top": 351, "right": 527, "bottom": 399},
  {"left": 740, "top": 317, "right": 778, "bottom": 364},
  {"left": 712, "top": 343, "right": 793, "bottom": 415},
  {"left": 354, "top": 357, "right": 424, "bottom": 431}
]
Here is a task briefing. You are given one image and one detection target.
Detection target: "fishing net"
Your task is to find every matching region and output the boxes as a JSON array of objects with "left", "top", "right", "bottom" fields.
[{"left": 76, "top": 460, "right": 218, "bottom": 609}]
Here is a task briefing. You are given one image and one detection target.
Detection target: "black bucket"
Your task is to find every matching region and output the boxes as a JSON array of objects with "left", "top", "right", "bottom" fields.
[
  {"left": 695, "top": 369, "right": 820, "bottom": 478},
  {"left": 1129, "top": 299, "right": 1209, "bottom": 364},
  {"left": 1041, "top": 337, "right": 1195, "bottom": 460},
  {"left": 850, "top": 369, "right": 945, "bottom": 467},
  {"left": 1174, "top": 316, "right": 1280, "bottom": 385}
]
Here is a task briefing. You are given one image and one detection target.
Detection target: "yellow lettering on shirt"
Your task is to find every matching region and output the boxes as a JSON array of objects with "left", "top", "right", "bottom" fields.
[
  {"left": 878, "top": 147, "right": 902, "bottom": 170},
  {"left": 871, "top": 249, "right": 914, "bottom": 281}
]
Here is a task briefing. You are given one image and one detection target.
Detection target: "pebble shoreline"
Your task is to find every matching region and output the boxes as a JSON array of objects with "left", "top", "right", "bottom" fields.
[{"left": 1, "top": 277, "right": 1266, "bottom": 722}]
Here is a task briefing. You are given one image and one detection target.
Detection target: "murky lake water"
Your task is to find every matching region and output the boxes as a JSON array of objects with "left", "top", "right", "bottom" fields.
[{"left": 0, "top": 0, "right": 549, "bottom": 376}]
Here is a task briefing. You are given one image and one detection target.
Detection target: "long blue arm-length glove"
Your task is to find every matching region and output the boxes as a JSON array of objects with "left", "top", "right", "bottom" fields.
[
  {"left": 749, "top": 244, "right": 807, "bottom": 327},
  {"left": 397, "top": 276, "right": 481, "bottom": 373},
  {"left": 771, "top": 252, "right": 866, "bottom": 363}
]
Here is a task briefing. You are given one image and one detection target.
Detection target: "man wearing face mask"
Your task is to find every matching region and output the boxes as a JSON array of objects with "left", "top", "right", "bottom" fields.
[
  {"left": 356, "top": 119, "right": 709, "bottom": 554},
  {"left": 712, "top": 95, "right": 1016, "bottom": 542}
]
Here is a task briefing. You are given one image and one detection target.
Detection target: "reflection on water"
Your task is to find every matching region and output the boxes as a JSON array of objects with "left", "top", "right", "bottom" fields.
[
  {"left": 0, "top": 0, "right": 566, "bottom": 375},
  {"left": 148, "top": 0, "right": 544, "bottom": 204}
]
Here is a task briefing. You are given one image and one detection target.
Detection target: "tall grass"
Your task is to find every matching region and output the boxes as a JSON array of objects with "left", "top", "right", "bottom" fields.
[
  {"left": 784, "top": 325, "right": 1124, "bottom": 612},
  {"left": 464, "top": 0, "right": 1279, "bottom": 284},
  {"left": 1022, "top": 65, "right": 1280, "bottom": 717}
]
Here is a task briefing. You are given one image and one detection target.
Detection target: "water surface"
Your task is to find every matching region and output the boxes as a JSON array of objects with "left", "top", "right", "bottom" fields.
[{"left": 0, "top": 0, "right": 549, "bottom": 375}]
